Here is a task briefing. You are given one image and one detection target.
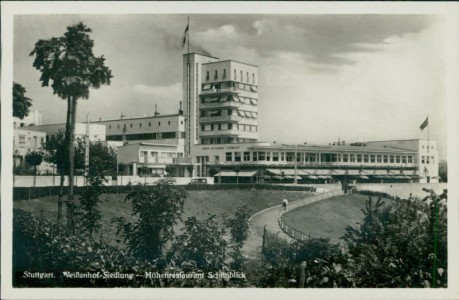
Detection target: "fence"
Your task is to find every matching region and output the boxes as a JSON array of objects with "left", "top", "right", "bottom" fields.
[{"left": 277, "top": 189, "right": 344, "bottom": 243}]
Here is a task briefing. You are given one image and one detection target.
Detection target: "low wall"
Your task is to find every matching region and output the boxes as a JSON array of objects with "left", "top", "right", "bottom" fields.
[
  {"left": 117, "top": 176, "right": 214, "bottom": 186},
  {"left": 354, "top": 182, "right": 447, "bottom": 199},
  {"left": 14, "top": 176, "right": 112, "bottom": 187}
]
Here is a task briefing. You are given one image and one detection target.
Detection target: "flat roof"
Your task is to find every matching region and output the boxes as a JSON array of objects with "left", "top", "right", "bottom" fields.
[
  {"left": 202, "top": 59, "right": 258, "bottom": 68},
  {"left": 93, "top": 113, "right": 183, "bottom": 123},
  {"left": 248, "top": 143, "right": 417, "bottom": 153},
  {"left": 120, "top": 143, "right": 179, "bottom": 148},
  {"left": 183, "top": 52, "right": 219, "bottom": 60}
]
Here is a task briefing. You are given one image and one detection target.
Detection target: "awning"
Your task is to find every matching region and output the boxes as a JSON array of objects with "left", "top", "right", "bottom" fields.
[
  {"left": 237, "top": 110, "right": 244, "bottom": 117},
  {"left": 205, "top": 96, "right": 220, "bottom": 102},
  {"left": 250, "top": 86, "right": 258, "bottom": 92},
  {"left": 219, "top": 95, "right": 228, "bottom": 102},
  {"left": 232, "top": 96, "right": 241, "bottom": 102},
  {"left": 267, "top": 169, "right": 282, "bottom": 175},
  {"left": 308, "top": 176, "right": 318, "bottom": 180},
  {"left": 272, "top": 175, "right": 283, "bottom": 180},
  {"left": 359, "top": 176, "right": 369, "bottom": 180},
  {"left": 250, "top": 99, "right": 257, "bottom": 105},
  {"left": 202, "top": 84, "right": 213, "bottom": 90},
  {"left": 215, "top": 170, "right": 257, "bottom": 177},
  {"left": 317, "top": 176, "right": 328, "bottom": 179},
  {"left": 250, "top": 112, "right": 257, "bottom": 118}
]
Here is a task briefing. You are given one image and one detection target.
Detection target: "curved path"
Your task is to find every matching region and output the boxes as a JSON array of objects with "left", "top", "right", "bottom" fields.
[{"left": 243, "top": 188, "right": 343, "bottom": 257}]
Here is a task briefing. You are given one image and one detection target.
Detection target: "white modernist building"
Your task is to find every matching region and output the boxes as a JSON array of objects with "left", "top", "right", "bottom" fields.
[{"left": 180, "top": 52, "right": 440, "bottom": 183}]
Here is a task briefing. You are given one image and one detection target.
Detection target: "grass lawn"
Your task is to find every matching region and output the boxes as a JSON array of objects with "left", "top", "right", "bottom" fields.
[
  {"left": 282, "top": 194, "right": 391, "bottom": 244},
  {"left": 14, "top": 189, "right": 312, "bottom": 246}
]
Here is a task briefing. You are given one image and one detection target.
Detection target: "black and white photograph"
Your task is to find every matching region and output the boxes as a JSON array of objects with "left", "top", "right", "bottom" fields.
[{"left": 1, "top": 2, "right": 459, "bottom": 299}]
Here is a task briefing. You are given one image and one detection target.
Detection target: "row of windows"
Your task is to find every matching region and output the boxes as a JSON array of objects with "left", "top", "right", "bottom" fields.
[
  {"left": 201, "top": 81, "right": 257, "bottom": 93},
  {"left": 200, "top": 109, "right": 257, "bottom": 119},
  {"left": 106, "top": 132, "right": 185, "bottom": 141},
  {"left": 139, "top": 151, "right": 181, "bottom": 159},
  {"left": 224, "top": 151, "right": 417, "bottom": 164},
  {"left": 205, "top": 69, "right": 256, "bottom": 84},
  {"left": 201, "top": 137, "right": 257, "bottom": 145},
  {"left": 421, "top": 145, "right": 435, "bottom": 150},
  {"left": 201, "top": 123, "right": 257, "bottom": 132},
  {"left": 421, "top": 156, "right": 435, "bottom": 164},
  {"left": 17, "top": 135, "right": 44, "bottom": 148},
  {"left": 201, "top": 94, "right": 258, "bottom": 106},
  {"left": 108, "top": 120, "right": 183, "bottom": 131}
]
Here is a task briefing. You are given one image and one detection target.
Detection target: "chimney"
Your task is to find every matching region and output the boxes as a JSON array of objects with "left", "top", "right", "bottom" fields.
[{"left": 179, "top": 101, "right": 184, "bottom": 115}]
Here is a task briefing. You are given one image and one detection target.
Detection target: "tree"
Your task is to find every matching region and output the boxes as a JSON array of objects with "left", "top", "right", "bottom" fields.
[
  {"left": 438, "top": 160, "right": 447, "bottom": 182},
  {"left": 341, "top": 193, "right": 448, "bottom": 288},
  {"left": 13, "top": 82, "right": 32, "bottom": 119},
  {"left": 169, "top": 215, "right": 227, "bottom": 272},
  {"left": 224, "top": 205, "right": 252, "bottom": 269},
  {"left": 113, "top": 179, "right": 187, "bottom": 262},
  {"left": 30, "top": 22, "right": 113, "bottom": 232},
  {"left": 25, "top": 150, "right": 43, "bottom": 188}
]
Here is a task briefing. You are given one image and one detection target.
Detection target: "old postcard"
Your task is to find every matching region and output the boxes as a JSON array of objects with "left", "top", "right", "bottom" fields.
[{"left": 1, "top": 1, "right": 459, "bottom": 299}]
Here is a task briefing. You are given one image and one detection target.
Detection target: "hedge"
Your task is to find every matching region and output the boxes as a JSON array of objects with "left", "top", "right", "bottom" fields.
[{"left": 13, "top": 184, "right": 315, "bottom": 201}]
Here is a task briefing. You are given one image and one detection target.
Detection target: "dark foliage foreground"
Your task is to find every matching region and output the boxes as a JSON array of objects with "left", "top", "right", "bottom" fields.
[{"left": 13, "top": 185, "right": 447, "bottom": 288}]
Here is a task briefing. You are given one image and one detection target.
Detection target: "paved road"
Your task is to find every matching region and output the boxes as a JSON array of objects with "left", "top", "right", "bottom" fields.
[{"left": 243, "top": 204, "right": 294, "bottom": 258}]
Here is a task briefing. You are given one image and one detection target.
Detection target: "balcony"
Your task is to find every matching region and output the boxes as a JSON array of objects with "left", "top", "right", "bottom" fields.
[
  {"left": 200, "top": 87, "right": 239, "bottom": 95},
  {"left": 199, "top": 115, "right": 243, "bottom": 123},
  {"left": 200, "top": 101, "right": 242, "bottom": 109}
]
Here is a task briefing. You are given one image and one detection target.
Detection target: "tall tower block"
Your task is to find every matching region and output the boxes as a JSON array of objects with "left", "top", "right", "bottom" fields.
[{"left": 183, "top": 53, "right": 219, "bottom": 157}]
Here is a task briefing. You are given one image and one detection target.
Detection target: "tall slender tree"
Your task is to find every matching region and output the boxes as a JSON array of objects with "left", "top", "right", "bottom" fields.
[{"left": 30, "top": 22, "right": 112, "bottom": 232}]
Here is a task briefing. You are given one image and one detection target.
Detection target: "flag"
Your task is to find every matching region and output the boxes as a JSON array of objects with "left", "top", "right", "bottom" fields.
[
  {"left": 420, "top": 117, "right": 428, "bottom": 131},
  {"left": 181, "top": 23, "right": 189, "bottom": 48}
]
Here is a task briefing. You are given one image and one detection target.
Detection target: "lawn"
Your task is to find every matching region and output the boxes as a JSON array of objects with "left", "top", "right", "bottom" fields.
[
  {"left": 282, "top": 194, "right": 392, "bottom": 244},
  {"left": 14, "top": 189, "right": 312, "bottom": 246}
]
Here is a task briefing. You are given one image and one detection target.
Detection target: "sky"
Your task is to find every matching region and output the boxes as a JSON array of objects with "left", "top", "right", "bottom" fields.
[{"left": 12, "top": 14, "right": 447, "bottom": 158}]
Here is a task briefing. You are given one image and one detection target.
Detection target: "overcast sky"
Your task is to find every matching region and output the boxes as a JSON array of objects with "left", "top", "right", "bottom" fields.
[{"left": 13, "top": 14, "right": 447, "bottom": 158}]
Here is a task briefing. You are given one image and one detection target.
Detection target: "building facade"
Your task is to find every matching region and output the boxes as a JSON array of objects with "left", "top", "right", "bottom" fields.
[
  {"left": 13, "top": 128, "right": 46, "bottom": 169},
  {"left": 92, "top": 113, "right": 185, "bottom": 151},
  {"left": 20, "top": 123, "right": 106, "bottom": 142}
]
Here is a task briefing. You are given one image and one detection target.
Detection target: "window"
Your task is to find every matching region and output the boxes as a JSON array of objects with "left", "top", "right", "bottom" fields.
[
  {"left": 130, "top": 124, "right": 133, "bottom": 128},
  {"left": 370, "top": 155, "right": 375, "bottom": 163},
  {"left": 363, "top": 155, "right": 369, "bottom": 163},
  {"left": 390, "top": 156, "right": 394, "bottom": 163},
  {"left": 266, "top": 152, "right": 271, "bottom": 161},
  {"left": 228, "top": 109, "right": 233, "bottom": 116},
  {"left": 117, "top": 125, "right": 120, "bottom": 129},
  {"left": 168, "top": 121, "right": 171, "bottom": 125},
  {"left": 350, "top": 154, "right": 355, "bottom": 162},
  {"left": 421, "top": 156, "right": 425, "bottom": 164},
  {"left": 408, "top": 156, "right": 413, "bottom": 164},
  {"left": 396, "top": 156, "right": 400, "bottom": 163},
  {"left": 383, "top": 155, "right": 388, "bottom": 163},
  {"left": 253, "top": 73, "right": 255, "bottom": 84},
  {"left": 181, "top": 121, "right": 183, "bottom": 125},
  {"left": 357, "top": 154, "right": 362, "bottom": 163},
  {"left": 139, "top": 123, "right": 142, "bottom": 128},
  {"left": 223, "top": 69, "right": 226, "bottom": 79},
  {"left": 258, "top": 152, "right": 266, "bottom": 161},
  {"left": 431, "top": 156, "right": 435, "bottom": 164},
  {"left": 246, "top": 72, "right": 249, "bottom": 83},
  {"left": 377, "top": 155, "right": 382, "bottom": 163},
  {"left": 210, "top": 124, "right": 214, "bottom": 131},
  {"left": 218, "top": 124, "right": 222, "bottom": 130},
  {"left": 426, "top": 156, "right": 430, "bottom": 164},
  {"left": 240, "top": 70, "right": 243, "bottom": 81},
  {"left": 234, "top": 69, "right": 237, "bottom": 80},
  {"left": 109, "top": 125, "right": 111, "bottom": 130},
  {"left": 206, "top": 71, "right": 210, "bottom": 81},
  {"left": 286, "top": 152, "right": 295, "bottom": 162},
  {"left": 244, "top": 152, "right": 250, "bottom": 161},
  {"left": 158, "top": 122, "right": 161, "bottom": 126},
  {"left": 281, "top": 152, "right": 285, "bottom": 161},
  {"left": 149, "top": 122, "right": 151, "bottom": 127},
  {"left": 234, "top": 152, "right": 241, "bottom": 162},
  {"left": 228, "top": 123, "right": 233, "bottom": 130},
  {"left": 273, "top": 152, "right": 279, "bottom": 161},
  {"left": 226, "top": 152, "right": 232, "bottom": 162},
  {"left": 18, "top": 135, "right": 26, "bottom": 145},
  {"left": 402, "top": 156, "right": 407, "bottom": 164},
  {"left": 214, "top": 70, "right": 218, "bottom": 80},
  {"left": 201, "top": 125, "right": 205, "bottom": 131},
  {"left": 252, "top": 152, "right": 258, "bottom": 162}
]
